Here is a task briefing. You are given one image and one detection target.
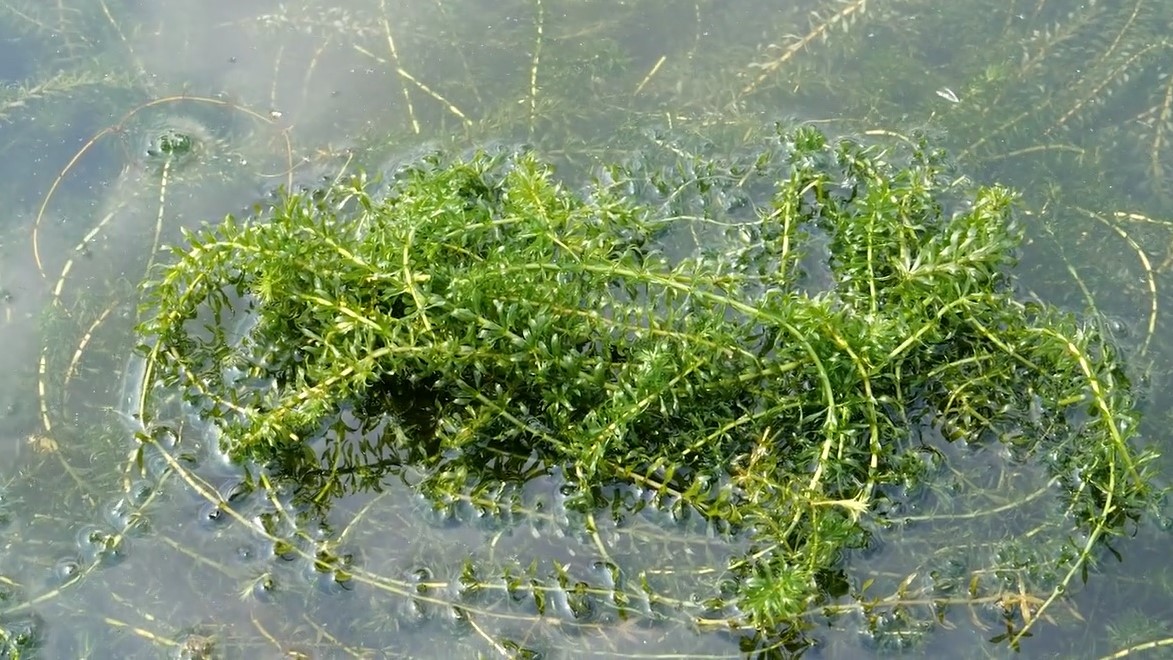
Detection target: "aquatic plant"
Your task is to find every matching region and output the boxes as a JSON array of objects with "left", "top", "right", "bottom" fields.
[{"left": 133, "top": 124, "right": 1156, "bottom": 645}]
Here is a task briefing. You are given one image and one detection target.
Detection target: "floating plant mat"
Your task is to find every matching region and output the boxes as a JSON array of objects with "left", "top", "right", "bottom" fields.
[{"left": 108, "top": 124, "right": 1159, "bottom": 656}]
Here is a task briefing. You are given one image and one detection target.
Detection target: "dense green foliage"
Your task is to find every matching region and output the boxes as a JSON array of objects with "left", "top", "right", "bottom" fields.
[{"left": 136, "top": 125, "right": 1155, "bottom": 635}]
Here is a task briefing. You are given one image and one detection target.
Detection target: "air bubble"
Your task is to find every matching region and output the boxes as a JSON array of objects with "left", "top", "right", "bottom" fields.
[
  {"left": 103, "top": 496, "right": 134, "bottom": 532},
  {"left": 128, "top": 479, "right": 155, "bottom": 506},
  {"left": 197, "top": 503, "right": 228, "bottom": 529},
  {"left": 250, "top": 572, "right": 277, "bottom": 601},
  {"left": 75, "top": 525, "right": 128, "bottom": 567},
  {"left": 53, "top": 556, "right": 82, "bottom": 584}
]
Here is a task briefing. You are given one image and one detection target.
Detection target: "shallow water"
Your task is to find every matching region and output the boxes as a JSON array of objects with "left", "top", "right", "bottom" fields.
[{"left": 1, "top": 1, "right": 1171, "bottom": 658}]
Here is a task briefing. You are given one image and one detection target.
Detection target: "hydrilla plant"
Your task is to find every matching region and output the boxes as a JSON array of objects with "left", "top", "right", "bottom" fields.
[{"left": 135, "top": 125, "right": 1155, "bottom": 636}]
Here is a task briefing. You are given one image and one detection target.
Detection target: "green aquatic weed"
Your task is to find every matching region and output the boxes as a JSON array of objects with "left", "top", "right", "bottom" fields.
[{"left": 135, "top": 125, "right": 1155, "bottom": 634}]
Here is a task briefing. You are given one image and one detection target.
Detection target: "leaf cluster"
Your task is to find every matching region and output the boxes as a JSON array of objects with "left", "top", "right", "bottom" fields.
[{"left": 135, "top": 125, "right": 1155, "bottom": 633}]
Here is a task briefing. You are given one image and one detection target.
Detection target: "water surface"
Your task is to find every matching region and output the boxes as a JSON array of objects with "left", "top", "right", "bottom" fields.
[{"left": 1, "top": 1, "right": 1171, "bottom": 658}]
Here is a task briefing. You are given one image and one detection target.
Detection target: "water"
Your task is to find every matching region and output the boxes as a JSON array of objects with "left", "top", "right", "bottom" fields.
[{"left": 1, "top": 1, "right": 1171, "bottom": 657}]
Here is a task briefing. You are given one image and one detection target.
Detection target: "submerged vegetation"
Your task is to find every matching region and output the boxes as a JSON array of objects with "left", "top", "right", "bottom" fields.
[
  {"left": 3, "top": 0, "right": 1173, "bottom": 657},
  {"left": 134, "top": 125, "right": 1156, "bottom": 649}
]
